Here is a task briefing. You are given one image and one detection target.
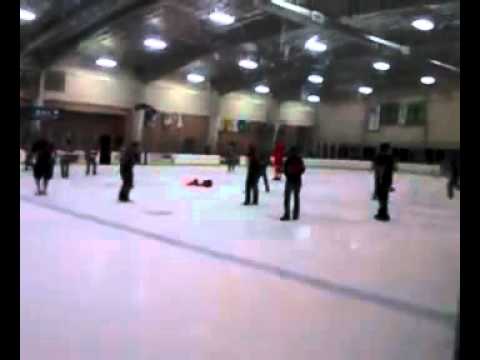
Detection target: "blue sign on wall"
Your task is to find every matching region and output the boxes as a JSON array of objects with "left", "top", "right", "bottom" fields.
[{"left": 20, "top": 106, "right": 62, "bottom": 121}]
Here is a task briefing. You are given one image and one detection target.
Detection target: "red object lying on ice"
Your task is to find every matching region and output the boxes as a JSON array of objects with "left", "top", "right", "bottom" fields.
[{"left": 187, "top": 179, "right": 213, "bottom": 188}]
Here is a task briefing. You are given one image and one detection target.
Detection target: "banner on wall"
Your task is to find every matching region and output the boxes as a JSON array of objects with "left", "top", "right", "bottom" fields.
[
  {"left": 237, "top": 120, "right": 248, "bottom": 133},
  {"left": 222, "top": 118, "right": 234, "bottom": 132}
]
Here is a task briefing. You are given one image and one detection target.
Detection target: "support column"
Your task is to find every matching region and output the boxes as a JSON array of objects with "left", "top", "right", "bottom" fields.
[
  {"left": 31, "top": 70, "right": 46, "bottom": 138},
  {"left": 207, "top": 86, "right": 221, "bottom": 153}
]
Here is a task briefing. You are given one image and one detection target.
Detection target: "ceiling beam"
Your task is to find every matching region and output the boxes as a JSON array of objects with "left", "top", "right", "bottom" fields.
[{"left": 21, "top": 0, "right": 160, "bottom": 67}]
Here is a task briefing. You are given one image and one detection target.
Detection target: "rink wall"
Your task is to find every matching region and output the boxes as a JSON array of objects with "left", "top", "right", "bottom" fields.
[{"left": 20, "top": 150, "right": 441, "bottom": 176}]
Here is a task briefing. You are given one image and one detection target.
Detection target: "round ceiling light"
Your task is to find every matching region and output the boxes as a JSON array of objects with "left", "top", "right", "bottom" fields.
[
  {"left": 187, "top": 73, "right": 206, "bottom": 83},
  {"left": 412, "top": 18, "right": 435, "bottom": 31},
  {"left": 358, "top": 86, "right": 374, "bottom": 95},
  {"left": 373, "top": 61, "right": 391, "bottom": 71},
  {"left": 96, "top": 57, "right": 117, "bottom": 68},
  {"left": 307, "top": 95, "right": 320, "bottom": 103},
  {"left": 254, "top": 84, "right": 270, "bottom": 94},
  {"left": 209, "top": 10, "right": 235, "bottom": 26},
  {"left": 308, "top": 74, "right": 324, "bottom": 84},
  {"left": 20, "top": 8, "right": 36, "bottom": 21},
  {"left": 144, "top": 38, "right": 168, "bottom": 50},
  {"left": 420, "top": 76, "right": 436, "bottom": 85},
  {"left": 305, "top": 36, "right": 327, "bottom": 52},
  {"left": 238, "top": 59, "right": 258, "bottom": 70}
]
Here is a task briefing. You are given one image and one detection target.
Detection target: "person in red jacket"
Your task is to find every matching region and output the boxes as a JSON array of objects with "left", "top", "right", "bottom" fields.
[{"left": 272, "top": 141, "right": 285, "bottom": 181}]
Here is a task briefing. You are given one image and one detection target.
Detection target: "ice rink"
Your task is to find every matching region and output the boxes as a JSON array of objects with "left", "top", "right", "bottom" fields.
[{"left": 20, "top": 164, "right": 460, "bottom": 360}]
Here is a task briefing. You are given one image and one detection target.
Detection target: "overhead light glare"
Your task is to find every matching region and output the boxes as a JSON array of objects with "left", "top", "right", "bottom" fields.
[
  {"left": 255, "top": 85, "right": 270, "bottom": 94},
  {"left": 412, "top": 18, "right": 435, "bottom": 31},
  {"left": 373, "top": 61, "right": 391, "bottom": 71},
  {"left": 366, "top": 35, "right": 410, "bottom": 54},
  {"left": 421, "top": 76, "right": 436, "bottom": 85},
  {"left": 238, "top": 59, "right": 258, "bottom": 70},
  {"left": 20, "top": 8, "right": 36, "bottom": 21},
  {"left": 208, "top": 10, "right": 236, "bottom": 25},
  {"left": 305, "top": 36, "right": 327, "bottom": 52},
  {"left": 144, "top": 38, "right": 168, "bottom": 50},
  {"left": 187, "top": 73, "right": 206, "bottom": 83},
  {"left": 308, "top": 74, "right": 324, "bottom": 84},
  {"left": 429, "top": 59, "right": 460, "bottom": 73},
  {"left": 96, "top": 57, "right": 117, "bottom": 68},
  {"left": 307, "top": 95, "right": 320, "bottom": 103},
  {"left": 358, "top": 86, "right": 373, "bottom": 95}
]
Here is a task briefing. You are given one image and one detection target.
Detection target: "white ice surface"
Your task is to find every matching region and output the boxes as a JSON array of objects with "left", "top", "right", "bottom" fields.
[{"left": 20, "top": 165, "right": 460, "bottom": 360}]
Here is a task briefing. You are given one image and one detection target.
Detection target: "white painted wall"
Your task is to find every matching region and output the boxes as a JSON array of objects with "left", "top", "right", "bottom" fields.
[
  {"left": 219, "top": 92, "right": 270, "bottom": 122},
  {"left": 316, "top": 90, "right": 460, "bottom": 147},
  {"left": 279, "top": 101, "right": 315, "bottom": 126},
  {"left": 44, "top": 66, "right": 142, "bottom": 108},
  {"left": 144, "top": 80, "right": 211, "bottom": 116},
  {"left": 316, "top": 100, "right": 366, "bottom": 143}
]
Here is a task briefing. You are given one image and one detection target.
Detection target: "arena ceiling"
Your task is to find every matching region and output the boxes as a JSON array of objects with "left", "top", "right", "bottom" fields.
[{"left": 20, "top": 0, "right": 460, "bottom": 100}]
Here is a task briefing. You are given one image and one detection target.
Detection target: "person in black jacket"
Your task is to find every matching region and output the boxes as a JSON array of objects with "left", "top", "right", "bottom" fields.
[
  {"left": 373, "top": 143, "right": 395, "bottom": 221},
  {"left": 243, "top": 145, "right": 261, "bottom": 205},
  {"left": 85, "top": 145, "right": 98, "bottom": 176},
  {"left": 118, "top": 142, "right": 139, "bottom": 202},
  {"left": 446, "top": 150, "right": 460, "bottom": 199},
  {"left": 258, "top": 149, "right": 270, "bottom": 193},
  {"left": 32, "top": 139, "right": 55, "bottom": 195},
  {"left": 281, "top": 146, "right": 305, "bottom": 221}
]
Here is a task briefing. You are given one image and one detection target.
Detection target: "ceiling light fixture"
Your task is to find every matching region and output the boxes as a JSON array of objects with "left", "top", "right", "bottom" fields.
[
  {"left": 308, "top": 74, "right": 324, "bottom": 84},
  {"left": 238, "top": 59, "right": 258, "bottom": 70},
  {"left": 412, "top": 18, "right": 435, "bottom": 31},
  {"left": 307, "top": 95, "right": 320, "bottom": 103},
  {"left": 20, "top": 8, "right": 36, "bottom": 21},
  {"left": 305, "top": 36, "right": 327, "bottom": 52},
  {"left": 96, "top": 57, "right": 117, "bottom": 68},
  {"left": 209, "top": 9, "right": 235, "bottom": 26},
  {"left": 420, "top": 76, "right": 436, "bottom": 85},
  {"left": 187, "top": 73, "right": 206, "bottom": 84},
  {"left": 255, "top": 84, "right": 270, "bottom": 94},
  {"left": 144, "top": 38, "right": 168, "bottom": 50},
  {"left": 373, "top": 61, "right": 391, "bottom": 71},
  {"left": 358, "top": 86, "right": 373, "bottom": 95}
]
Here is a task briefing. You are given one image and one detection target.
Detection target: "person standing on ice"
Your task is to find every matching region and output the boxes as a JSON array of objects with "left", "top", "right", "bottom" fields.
[
  {"left": 85, "top": 144, "right": 98, "bottom": 176},
  {"left": 118, "top": 142, "right": 139, "bottom": 203},
  {"left": 225, "top": 142, "right": 237, "bottom": 172},
  {"left": 258, "top": 148, "right": 271, "bottom": 193},
  {"left": 243, "top": 145, "right": 261, "bottom": 206},
  {"left": 446, "top": 149, "right": 460, "bottom": 199},
  {"left": 372, "top": 143, "right": 395, "bottom": 222},
  {"left": 272, "top": 141, "right": 285, "bottom": 181},
  {"left": 281, "top": 146, "right": 305, "bottom": 221},
  {"left": 32, "top": 139, "right": 55, "bottom": 196}
]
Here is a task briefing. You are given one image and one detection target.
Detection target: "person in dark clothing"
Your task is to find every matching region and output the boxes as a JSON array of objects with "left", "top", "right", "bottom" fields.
[
  {"left": 258, "top": 150, "right": 271, "bottom": 193},
  {"left": 447, "top": 150, "right": 460, "bottom": 199},
  {"left": 32, "top": 139, "right": 55, "bottom": 195},
  {"left": 85, "top": 146, "right": 98, "bottom": 176},
  {"left": 60, "top": 138, "right": 73, "bottom": 179},
  {"left": 373, "top": 143, "right": 395, "bottom": 222},
  {"left": 24, "top": 148, "right": 34, "bottom": 172},
  {"left": 225, "top": 143, "right": 238, "bottom": 173},
  {"left": 118, "top": 142, "right": 139, "bottom": 202},
  {"left": 281, "top": 146, "right": 306, "bottom": 221},
  {"left": 243, "top": 145, "right": 261, "bottom": 206}
]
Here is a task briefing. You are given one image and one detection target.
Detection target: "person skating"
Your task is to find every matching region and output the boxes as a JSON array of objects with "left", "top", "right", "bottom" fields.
[
  {"left": 372, "top": 143, "right": 395, "bottom": 222},
  {"left": 85, "top": 145, "right": 98, "bottom": 176},
  {"left": 281, "top": 146, "right": 305, "bottom": 221},
  {"left": 258, "top": 149, "right": 271, "bottom": 193},
  {"left": 225, "top": 143, "right": 238, "bottom": 173},
  {"left": 272, "top": 141, "right": 285, "bottom": 181},
  {"left": 32, "top": 139, "right": 55, "bottom": 196},
  {"left": 60, "top": 138, "right": 73, "bottom": 179},
  {"left": 446, "top": 150, "right": 460, "bottom": 199},
  {"left": 118, "top": 142, "right": 139, "bottom": 202},
  {"left": 243, "top": 145, "right": 261, "bottom": 206}
]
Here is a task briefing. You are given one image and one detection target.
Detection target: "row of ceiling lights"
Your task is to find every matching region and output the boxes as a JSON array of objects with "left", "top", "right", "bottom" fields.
[{"left": 20, "top": 6, "right": 438, "bottom": 102}]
